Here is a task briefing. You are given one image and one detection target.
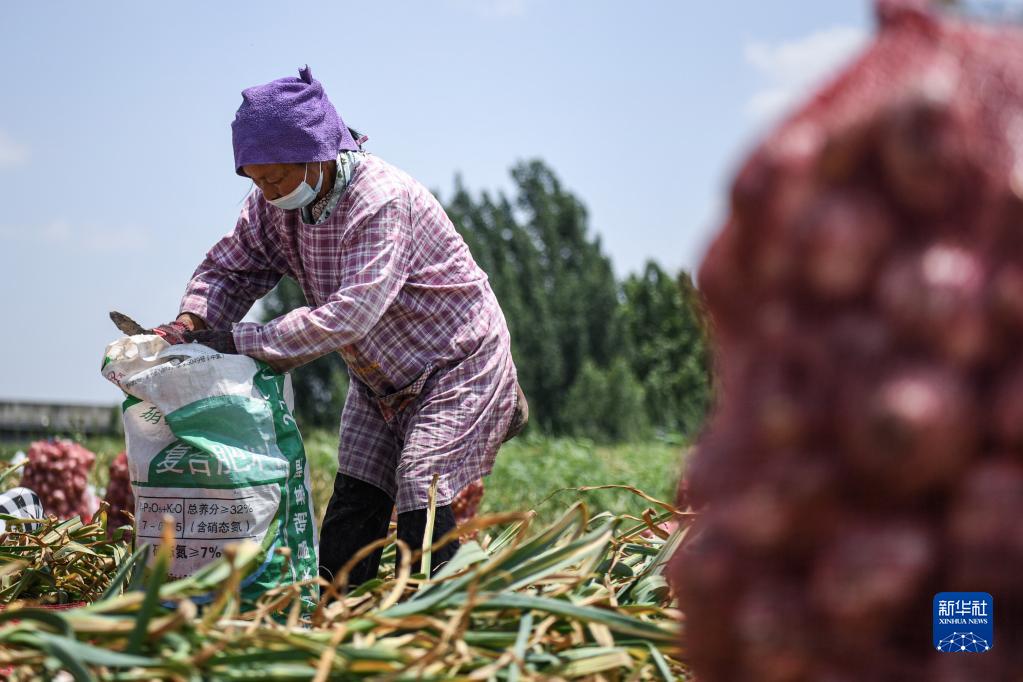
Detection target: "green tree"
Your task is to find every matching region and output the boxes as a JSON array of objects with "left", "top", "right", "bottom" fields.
[
  {"left": 618, "top": 262, "right": 712, "bottom": 436},
  {"left": 562, "top": 358, "right": 650, "bottom": 442},
  {"left": 447, "top": 160, "right": 620, "bottom": 433}
]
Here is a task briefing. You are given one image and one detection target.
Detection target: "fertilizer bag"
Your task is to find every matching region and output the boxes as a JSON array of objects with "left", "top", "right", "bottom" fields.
[{"left": 101, "top": 335, "right": 317, "bottom": 604}]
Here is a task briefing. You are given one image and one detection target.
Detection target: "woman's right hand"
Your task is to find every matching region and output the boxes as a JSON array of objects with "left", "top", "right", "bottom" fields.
[
  {"left": 151, "top": 320, "right": 190, "bottom": 344},
  {"left": 154, "top": 313, "right": 207, "bottom": 344}
]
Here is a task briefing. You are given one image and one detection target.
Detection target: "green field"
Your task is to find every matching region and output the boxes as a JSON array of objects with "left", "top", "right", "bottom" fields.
[{"left": 1, "top": 432, "right": 688, "bottom": 528}]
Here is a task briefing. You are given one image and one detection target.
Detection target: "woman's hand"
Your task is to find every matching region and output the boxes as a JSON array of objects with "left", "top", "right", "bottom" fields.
[{"left": 183, "top": 329, "right": 237, "bottom": 355}]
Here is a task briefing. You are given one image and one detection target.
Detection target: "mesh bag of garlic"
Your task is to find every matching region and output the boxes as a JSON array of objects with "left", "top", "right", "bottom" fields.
[{"left": 672, "top": 1, "right": 1023, "bottom": 679}]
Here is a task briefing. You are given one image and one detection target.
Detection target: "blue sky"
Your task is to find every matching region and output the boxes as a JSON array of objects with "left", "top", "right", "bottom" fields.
[{"left": 0, "top": 0, "right": 872, "bottom": 403}]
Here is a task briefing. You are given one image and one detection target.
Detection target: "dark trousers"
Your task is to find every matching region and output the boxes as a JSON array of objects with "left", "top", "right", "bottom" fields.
[{"left": 318, "top": 473, "right": 460, "bottom": 588}]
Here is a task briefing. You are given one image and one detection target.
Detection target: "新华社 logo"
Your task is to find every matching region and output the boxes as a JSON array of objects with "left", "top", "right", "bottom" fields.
[{"left": 933, "top": 592, "right": 993, "bottom": 653}]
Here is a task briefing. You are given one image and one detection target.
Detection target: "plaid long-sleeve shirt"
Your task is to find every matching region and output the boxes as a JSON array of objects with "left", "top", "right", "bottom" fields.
[{"left": 179, "top": 154, "right": 518, "bottom": 510}]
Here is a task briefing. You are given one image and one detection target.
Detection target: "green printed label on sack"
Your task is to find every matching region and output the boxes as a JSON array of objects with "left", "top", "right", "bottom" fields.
[
  {"left": 147, "top": 433, "right": 289, "bottom": 487},
  {"left": 104, "top": 337, "right": 318, "bottom": 608}
]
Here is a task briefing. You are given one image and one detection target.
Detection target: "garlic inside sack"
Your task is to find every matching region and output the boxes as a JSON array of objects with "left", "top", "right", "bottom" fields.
[{"left": 672, "top": 2, "right": 1023, "bottom": 679}]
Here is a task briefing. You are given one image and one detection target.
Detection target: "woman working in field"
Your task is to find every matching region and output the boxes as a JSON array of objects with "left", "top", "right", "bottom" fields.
[{"left": 150, "top": 66, "right": 527, "bottom": 586}]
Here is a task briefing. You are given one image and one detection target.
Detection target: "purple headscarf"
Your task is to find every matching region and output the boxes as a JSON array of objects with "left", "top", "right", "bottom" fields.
[{"left": 231, "top": 66, "right": 358, "bottom": 176}]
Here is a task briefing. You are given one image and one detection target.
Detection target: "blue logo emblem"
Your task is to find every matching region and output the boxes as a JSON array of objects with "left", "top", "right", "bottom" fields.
[{"left": 933, "top": 592, "right": 993, "bottom": 653}]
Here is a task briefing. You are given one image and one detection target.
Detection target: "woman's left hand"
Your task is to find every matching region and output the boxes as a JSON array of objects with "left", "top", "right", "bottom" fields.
[{"left": 183, "top": 329, "right": 238, "bottom": 355}]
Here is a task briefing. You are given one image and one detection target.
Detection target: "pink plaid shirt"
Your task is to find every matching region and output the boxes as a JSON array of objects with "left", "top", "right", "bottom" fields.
[{"left": 179, "top": 154, "right": 518, "bottom": 510}]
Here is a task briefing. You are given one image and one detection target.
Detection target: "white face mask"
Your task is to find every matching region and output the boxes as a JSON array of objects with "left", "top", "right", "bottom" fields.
[{"left": 267, "top": 162, "right": 323, "bottom": 210}]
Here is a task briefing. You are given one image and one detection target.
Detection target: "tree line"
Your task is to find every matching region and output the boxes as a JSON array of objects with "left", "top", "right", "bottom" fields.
[{"left": 261, "top": 159, "right": 712, "bottom": 441}]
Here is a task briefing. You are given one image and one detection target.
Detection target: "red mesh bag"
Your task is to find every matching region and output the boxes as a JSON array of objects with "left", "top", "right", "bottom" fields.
[
  {"left": 452, "top": 479, "right": 484, "bottom": 537},
  {"left": 673, "top": 2, "right": 1023, "bottom": 679},
  {"left": 20, "top": 440, "right": 96, "bottom": 522},
  {"left": 102, "top": 451, "right": 134, "bottom": 539}
]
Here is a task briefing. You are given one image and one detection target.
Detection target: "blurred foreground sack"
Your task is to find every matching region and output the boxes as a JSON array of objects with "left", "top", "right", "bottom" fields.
[{"left": 673, "top": 1, "right": 1023, "bottom": 679}]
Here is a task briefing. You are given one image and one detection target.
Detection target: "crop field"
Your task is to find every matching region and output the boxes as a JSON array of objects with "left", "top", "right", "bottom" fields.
[{"left": 0, "top": 434, "right": 691, "bottom": 680}]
